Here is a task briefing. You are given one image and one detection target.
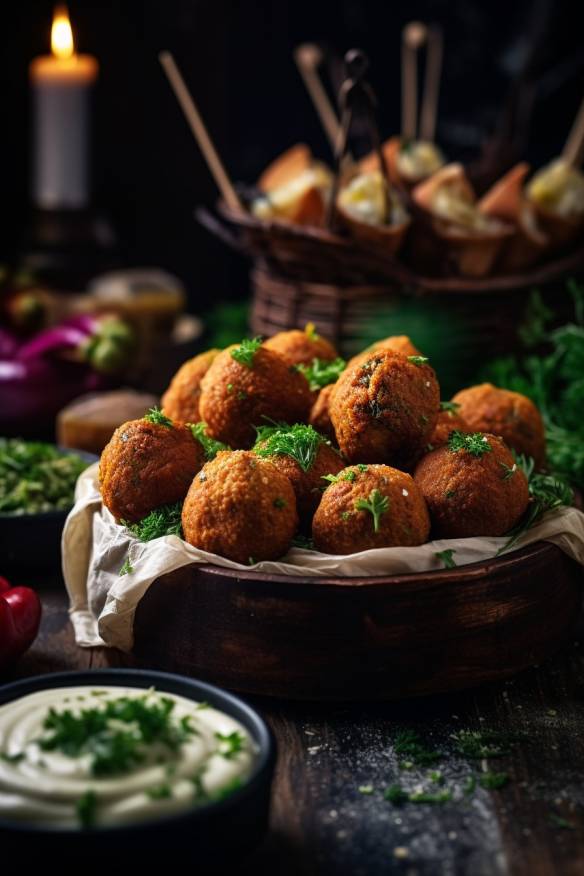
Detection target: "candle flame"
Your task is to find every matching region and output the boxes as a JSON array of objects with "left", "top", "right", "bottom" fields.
[{"left": 51, "top": 5, "right": 74, "bottom": 60}]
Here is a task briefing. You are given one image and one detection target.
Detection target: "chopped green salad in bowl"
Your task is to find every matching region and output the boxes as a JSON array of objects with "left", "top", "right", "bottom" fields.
[{"left": 0, "top": 438, "right": 96, "bottom": 573}]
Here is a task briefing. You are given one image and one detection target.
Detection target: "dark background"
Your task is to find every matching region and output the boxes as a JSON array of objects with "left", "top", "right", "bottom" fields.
[{"left": 1, "top": 0, "right": 582, "bottom": 314}]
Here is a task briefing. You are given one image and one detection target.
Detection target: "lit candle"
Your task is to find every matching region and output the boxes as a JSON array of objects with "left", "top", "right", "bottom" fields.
[{"left": 29, "top": 5, "right": 98, "bottom": 209}]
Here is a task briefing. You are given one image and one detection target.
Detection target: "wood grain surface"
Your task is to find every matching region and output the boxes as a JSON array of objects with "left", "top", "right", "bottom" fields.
[{"left": 4, "top": 585, "right": 584, "bottom": 875}]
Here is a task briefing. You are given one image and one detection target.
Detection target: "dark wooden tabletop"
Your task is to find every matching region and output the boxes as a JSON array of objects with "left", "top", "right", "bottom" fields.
[{"left": 4, "top": 584, "right": 584, "bottom": 876}]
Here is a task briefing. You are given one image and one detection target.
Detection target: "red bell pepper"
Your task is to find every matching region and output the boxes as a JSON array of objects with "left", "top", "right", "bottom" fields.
[{"left": 0, "top": 576, "right": 42, "bottom": 667}]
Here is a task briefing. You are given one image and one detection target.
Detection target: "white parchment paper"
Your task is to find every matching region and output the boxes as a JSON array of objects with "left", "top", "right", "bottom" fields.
[{"left": 63, "top": 464, "right": 584, "bottom": 651}]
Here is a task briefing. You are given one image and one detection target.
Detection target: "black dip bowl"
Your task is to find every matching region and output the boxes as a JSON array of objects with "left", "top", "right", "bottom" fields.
[{"left": 0, "top": 669, "right": 275, "bottom": 867}]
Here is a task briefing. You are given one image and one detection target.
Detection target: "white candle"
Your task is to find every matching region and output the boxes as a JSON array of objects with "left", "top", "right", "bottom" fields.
[{"left": 29, "top": 5, "right": 98, "bottom": 209}]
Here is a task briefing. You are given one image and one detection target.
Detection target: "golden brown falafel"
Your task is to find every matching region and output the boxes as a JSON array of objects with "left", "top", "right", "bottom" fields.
[
  {"left": 414, "top": 430, "right": 529, "bottom": 538},
  {"left": 99, "top": 409, "right": 204, "bottom": 523},
  {"left": 427, "top": 401, "right": 471, "bottom": 449},
  {"left": 452, "top": 383, "right": 546, "bottom": 468},
  {"left": 161, "top": 348, "right": 220, "bottom": 424},
  {"left": 263, "top": 324, "right": 338, "bottom": 366},
  {"left": 181, "top": 450, "right": 298, "bottom": 564},
  {"left": 330, "top": 350, "right": 440, "bottom": 466},
  {"left": 308, "top": 383, "right": 337, "bottom": 441},
  {"left": 346, "top": 335, "right": 422, "bottom": 370},
  {"left": 253, "top": 423, "right": 344, "bottom": 523},
  {"left": 312, "top": 464, "right": 430, "bottom": 553},
  {"left": 199, "top": 339, "right": 312, "bottom": 449}
]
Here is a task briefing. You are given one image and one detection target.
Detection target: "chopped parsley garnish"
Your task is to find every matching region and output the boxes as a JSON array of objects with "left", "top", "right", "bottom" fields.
[
  {"left": 38, "top": 694, "right": 195, "bottom": 777},
  {"left": 214, "top": 776, "right": 244, "bottom": 801},
  {"left": 394, "top": 730, "right": 441, "bottom": 766},
  {"left": 0, "top": 751, "right": 24, "bottom": 763},
  {"left": 273, "top": 497, "right": 287, "bottom": 509},
  {"left": 440, "top": 401, "right": 461, "bottom": 415},
  {"left": 435, "top": 549, "right": 457, "bottom": 569},
  {"left": 215, "top": 731, "right": 246, "bottom": 760},
  {"left": 0, "top": 438, "right": 89, "bottom": 515},
  {"left": 359, "top": 784, "right": 374, "bottom": 795},
  {"left": 76, "top": 790, "right": 98, "bottom": 828},
  {"left": 322, "top": 469, "right": 357, "bottom": 485},
  {"left": 297, "top": 357, "right": 346, "bottom": 391},
  {"left": 452, "top": 730, "right": 525, "bottom": 759},
  {"left": 254, "top": 423, "right": 326, "bottom": 472},
  {"left": 408, "top": 356, "right": 429, "bottom": 367},
  {"left": 144, "top": 407, "right": 173, "bottom": 427},
  {"left": 384, "top": 784, "right": 408, "bottom": 805},
  {"left": 463, "top": 776, "right": 477, "bottom": 796},
  {"left": 230, "top": 337, "right": 262, "bottom": 368},
  {"left": 291, "top": 533, "right": 315, "bottom": 550},
  {"left": 355, "top": 489, "right": 390, "bottom": 533},
  {"left": 479, "top": 771, "right": 510, "bottom": 790},
  {"left": 123, "top": 501, "right": 183, "bottom": 542},
  {"left": 190, "top": 421, "right": 229, "bottom": 460},
  {"left": 448, "top": 430, "right": 492, "bottom": 457},
  {"left": 409, "top": 788, "right": 452, "bottom": 804},
  {"left": 147, "top": 783, "right": 173, "bottom": 800},
  {"left": 119, "top": 557, "right": 134, "bottom": 576}
]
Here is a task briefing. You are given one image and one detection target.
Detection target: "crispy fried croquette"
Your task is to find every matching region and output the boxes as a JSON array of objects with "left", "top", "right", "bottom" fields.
[
  {"left": 451, "top": 383, "right": 546, "bottom": 467},
  {"left": 308, "top": 383, "right": 336, "bottom": 441},
  {"left": 427, "top": 401, "right": 471, "bottom": 449},
  {"left": 346, "top": 335, "right": 422, "bottom": 370},
  {"left": 199, "top": 338, "right": 312, "bottom": 448},
  {"left": 181, "top": 450, "right": 298, "bottom": 563},
  {"left": 263, "top": 323, "right": 338, "bottom": 366},
  {"left": 312, "top": 464, "right": 430, "bottom": 553},
  {"left": 330, "top": 350, "right": 440, "bottom": 466},
  {"left": 99, "top": 408, "right": 204, "bottom": 522},
  {"left": 253, "top": 423, "right": 344, "bottom": 522},
  {"left": 414, "top": 430, "right": 530, "bottom": 538},
  {"left": 161, "top": 348, "right": 220, "bottom": 424}
]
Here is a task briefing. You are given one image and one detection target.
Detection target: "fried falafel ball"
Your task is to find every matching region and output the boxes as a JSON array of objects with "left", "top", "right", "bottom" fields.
[
  {"left": 346, "top": 335, "right": 422, "bottom": 370},
  {"left": 312, "top": 464, "right": 430, "bottom": 553},
  {"left": 199, "top": 338, "right": 312, "bottom": 449},
  {"left": 253, "top": 423, "right": 344, "bottom": 523},
  {"left": 308, "top": 383, "right": 336, "bottom": 441},
  {"left": 99, "top": 408, "right": 204, "bottom": 522},
  {"left": 330, "top": 350, "right": 440, "bottom": 466},
  {"left": 181, "top": 450, "right": 298, "bottom": 564},
  {"left": 451, "top": 383, "right": 546, "bottom": 468},
  {"left": 427, "top": 401, "right": 471, "bottom": 450},
  {"left": 161, "top": 348, "right": 220, "bottom": 424},
  {"left": 263, "top": 323, "right": 338, "bottom": 366},
  {"left": 414, "top": 430, "right": 529, "bottom": 538}
]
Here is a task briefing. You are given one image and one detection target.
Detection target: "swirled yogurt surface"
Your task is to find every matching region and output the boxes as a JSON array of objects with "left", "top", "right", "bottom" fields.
[{"left": 0, "top": 685, "right": 256, "bottom": 829}]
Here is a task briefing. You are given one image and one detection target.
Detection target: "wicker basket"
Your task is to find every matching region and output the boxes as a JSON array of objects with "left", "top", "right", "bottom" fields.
[{"left": 197, "top": 203, "right": 584, "bottom": 389}]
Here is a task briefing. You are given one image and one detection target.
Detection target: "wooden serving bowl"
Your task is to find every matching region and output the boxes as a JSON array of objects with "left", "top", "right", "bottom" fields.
[{"left": 121, "top": 541, "right": 583, "bottom": 702}]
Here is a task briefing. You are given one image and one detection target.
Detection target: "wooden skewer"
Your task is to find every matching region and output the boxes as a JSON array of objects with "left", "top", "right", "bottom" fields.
[
  {"left": 419, "top": 25, "right": 443, "bottom": 143},
  {"left": 562, "top": 96, "right": 584, "bottom": 168},
  {"left": 294, "top": 43, "right": 343, "bottom": 153},
  {"left": 159, "top": 51, "right": 243, "bottom": 212},
  {"left": 402, "top": 21, "right": 427, "bottom": 141}
]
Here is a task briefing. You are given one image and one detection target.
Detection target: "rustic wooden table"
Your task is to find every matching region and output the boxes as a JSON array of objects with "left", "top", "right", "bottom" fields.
[{"left": 4, "top": 584, "right": 584, "bottom": 876}]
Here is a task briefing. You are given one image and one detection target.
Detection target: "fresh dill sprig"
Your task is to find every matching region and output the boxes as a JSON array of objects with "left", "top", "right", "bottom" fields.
[
  {"left": 322, "top": 468, "right": 359, "bottom": 485},
  {"left": 230, "top": 337, "right": 262, "bottom": 368},
  {"left": 254, "top": 423, "right": 326, "bottom": 472},
  {"left": 499, "top": 461, "right": 517, "bottom": 480},
  {"left": 499, "top": 454, "right": 573, "bottom": 554},
  {"left": 440, "top": 401, "right": 461, "bottom": 415},
  {"left": 355, "top": 489, "right": 390, "bottom": 532},
  {"left": 448, "top": 430, "right": 492, "bottom": 457},
  {"left": 144, "top": 407, "right": 173, "bottom": 427},
  {"left": 435, "top": 549, "right": 457, "bottom": 569},
  {"left": 408, "top": 356, "right": 429, "bottom": 366},
  {"left": 189, "top": 422, "right": 229, "bottom": 460},
  {"left": 123, "top": 502, "right": 183, "bottom": 542},
  {"left": 297, "top": 357, "right": 346, "bottom": 391}
]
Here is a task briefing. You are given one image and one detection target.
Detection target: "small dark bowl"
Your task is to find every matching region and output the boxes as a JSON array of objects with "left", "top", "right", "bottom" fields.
[
  {"left": 0, "top": 669, "right": 275, "bottom": 865},
  {"left": 0, "top": 447, "right": 98, "bottom": 577}
]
